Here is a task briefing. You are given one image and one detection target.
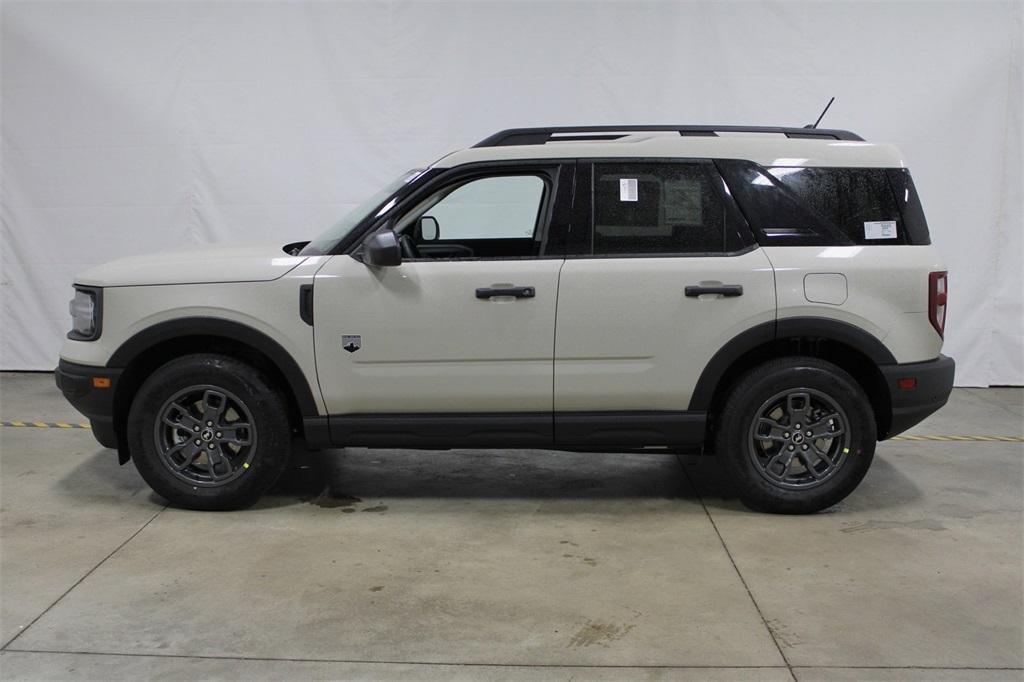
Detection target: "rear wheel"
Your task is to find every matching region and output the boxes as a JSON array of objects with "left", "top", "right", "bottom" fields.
[
  {"left": 127, "top": 354, "right": 291, "bottom": 510},
  {"left": 715, "top": 357, "right": 876, "bottom": 514}
]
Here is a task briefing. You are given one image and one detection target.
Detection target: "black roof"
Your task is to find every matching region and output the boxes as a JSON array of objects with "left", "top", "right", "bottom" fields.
[{"left": 473, "top": 125, "right": 864, "bottom": 147}]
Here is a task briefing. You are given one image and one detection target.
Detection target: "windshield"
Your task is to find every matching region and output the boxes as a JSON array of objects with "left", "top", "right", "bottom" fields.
[{"left": 300, "top": 169, "right": 426, "bottom": 255}]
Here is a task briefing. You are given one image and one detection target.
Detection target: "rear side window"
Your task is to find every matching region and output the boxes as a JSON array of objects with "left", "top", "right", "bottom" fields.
[
  {"left": 591, "top": 162, "right": 742, "bottom": 255},
  {"left": 717, "top": 160, "right": 930, "bottom": 246}
]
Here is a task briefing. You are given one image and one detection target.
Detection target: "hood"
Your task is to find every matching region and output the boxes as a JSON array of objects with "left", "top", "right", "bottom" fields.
[{"left": 75, "top": 242, "right": 308, "bottom": 287}]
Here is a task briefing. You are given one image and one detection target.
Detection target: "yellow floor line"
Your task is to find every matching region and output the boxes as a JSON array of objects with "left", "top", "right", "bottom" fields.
[
  {"left": 1, "top": 421, "right": 91, "bottom": 429},
  {"left": 890, "top": 434, "right": 1023, "bottom": 442}
]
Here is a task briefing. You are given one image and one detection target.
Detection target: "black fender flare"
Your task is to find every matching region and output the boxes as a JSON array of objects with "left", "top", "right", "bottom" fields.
[
  {"left": 107, "top": 317, "right": 320, "bottom": 417},
  {"left": 688, "top": 317, "right": 896, "bottom": 411}
]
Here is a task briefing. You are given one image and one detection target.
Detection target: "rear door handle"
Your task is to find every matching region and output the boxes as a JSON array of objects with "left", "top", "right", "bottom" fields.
[
  {"left": 476, "top": 286, "right": 536, "bottom": 299},
  {"left": 685, "top": 284, "right": 743, "bottom": 297}
]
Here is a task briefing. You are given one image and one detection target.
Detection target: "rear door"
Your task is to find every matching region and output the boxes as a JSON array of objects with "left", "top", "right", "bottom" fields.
[{"left": 553, "top": 160, "right": 775, "bottom": 445}]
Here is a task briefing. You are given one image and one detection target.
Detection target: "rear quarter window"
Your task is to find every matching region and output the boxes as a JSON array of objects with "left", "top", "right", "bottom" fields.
[
  {"left": 769, "top": 167, "right": 907, "bottom": 245},
  {"left": 716, "top": 160, "right": 931, "bottom": 246},
  {"left": 885, "top": 168, "right": 932, "bottom": 245}
]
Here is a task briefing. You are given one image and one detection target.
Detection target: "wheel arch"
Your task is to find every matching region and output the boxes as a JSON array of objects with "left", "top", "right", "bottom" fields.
[
  {"left": 108, "top": 318, "right": 320, "bottom": 461},
  {"left": 690, "top": 318, "right": 895, "bottom": 441}
]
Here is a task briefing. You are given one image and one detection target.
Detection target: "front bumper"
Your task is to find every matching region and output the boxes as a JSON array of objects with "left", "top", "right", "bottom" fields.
[
  {"left": 55, "top": 360, "right": 122, "bottom": 449},
  {"left": 880, "top": 354, "right": 955, "bottom": 438}
]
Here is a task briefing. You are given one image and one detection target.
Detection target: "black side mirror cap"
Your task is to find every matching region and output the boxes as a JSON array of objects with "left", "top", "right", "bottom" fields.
[{"left": 362, "top": 229, "right": 402, "bottom": 267}]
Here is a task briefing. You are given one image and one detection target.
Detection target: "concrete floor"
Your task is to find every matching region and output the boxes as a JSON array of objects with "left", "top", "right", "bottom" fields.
[{"left": 0, "top": 373, "right": 1021, "bottom": 681}]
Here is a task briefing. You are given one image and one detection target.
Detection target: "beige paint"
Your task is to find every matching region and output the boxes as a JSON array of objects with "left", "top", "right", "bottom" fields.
[
  {"left": 553, "top": 250, "right": 776, "bottom": 411},
  {"left": 313, "top": 256, "right": 562, "bottom": 414},
  {"left": 60, "top": 257, "right": 329, "bottom": 414},
  {"left": 766, "top": 246, "right": 945, "bottom": 363}
]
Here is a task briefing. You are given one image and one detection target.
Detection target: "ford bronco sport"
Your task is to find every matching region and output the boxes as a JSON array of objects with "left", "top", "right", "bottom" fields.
[{"left": 57, "top": 125, "right": 955, "bottom": 513}]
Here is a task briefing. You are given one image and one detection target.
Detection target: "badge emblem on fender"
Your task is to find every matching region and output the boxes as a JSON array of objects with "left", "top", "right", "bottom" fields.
[{"left": 342, "top": 335, "right": 361, "bottom": 353}]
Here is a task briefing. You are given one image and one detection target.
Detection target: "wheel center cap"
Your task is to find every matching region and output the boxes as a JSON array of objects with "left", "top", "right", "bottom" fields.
[
  {"left": 201, "top": 429, "right": 214, "bottom": 442},
  {"left": 793, "top": 433, "right": 804, "bottom": 443}
]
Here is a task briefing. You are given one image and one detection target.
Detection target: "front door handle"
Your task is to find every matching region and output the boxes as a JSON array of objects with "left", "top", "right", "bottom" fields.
[
  {"left": 685, "top": 284, "right": 743, "bottom": 297},
  {"left": 476, "top": 286, "right": 536, "bottom": 299}
]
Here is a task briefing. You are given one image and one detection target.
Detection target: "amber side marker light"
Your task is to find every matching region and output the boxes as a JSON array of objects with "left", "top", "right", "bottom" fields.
[
  {"left": 92, "top": 377, "right": 111, "bottom": 389},
  {"left": 897, "top": 377, "right": 918, "bottom": 391}
]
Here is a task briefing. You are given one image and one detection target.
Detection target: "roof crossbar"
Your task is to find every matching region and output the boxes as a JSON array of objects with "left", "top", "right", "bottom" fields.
[{"left": 473, "top": 125, "right": 864, "bottom": 147}]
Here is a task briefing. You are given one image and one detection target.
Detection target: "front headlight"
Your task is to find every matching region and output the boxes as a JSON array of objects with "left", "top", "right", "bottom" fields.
[{"left": 68, "top": 286, "right": 101, "bottom": 340}]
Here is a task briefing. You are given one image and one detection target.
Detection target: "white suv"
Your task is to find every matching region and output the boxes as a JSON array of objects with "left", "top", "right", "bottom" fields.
[{"left": 56, "top": 125, "right": 955, "bottom": 513}]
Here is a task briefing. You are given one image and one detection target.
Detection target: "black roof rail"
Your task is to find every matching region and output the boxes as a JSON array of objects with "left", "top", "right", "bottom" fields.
[{"left": 473, "top": 125, "right": 864, "bottom": 147}]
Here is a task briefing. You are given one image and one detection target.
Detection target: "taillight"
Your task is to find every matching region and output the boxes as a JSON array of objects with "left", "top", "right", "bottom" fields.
[{"left": 928, "top": 271, "right": 948, "bottom": 338}]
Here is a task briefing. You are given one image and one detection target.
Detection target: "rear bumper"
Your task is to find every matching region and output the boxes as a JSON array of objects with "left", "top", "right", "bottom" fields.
[
  {"left": 55, "top": 360, "right": 122, "bottom": 449},
  {"left": 880, "top": 354, "right": 955, "bottom": 438}
]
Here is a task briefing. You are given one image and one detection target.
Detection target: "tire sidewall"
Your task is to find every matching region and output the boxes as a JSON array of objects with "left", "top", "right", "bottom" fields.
[
  {"left": 127, "top": 354, "right": 290, "bottom": 510},
  {"left": 716, "top": 359, "right": 876, "bottom": 514}
]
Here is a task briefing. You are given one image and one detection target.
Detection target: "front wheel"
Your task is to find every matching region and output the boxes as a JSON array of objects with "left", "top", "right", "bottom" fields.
[
  {"left": 126, "top": 354, "right": 291, "bottom": 510},
  {"left": 714, "top": 357, "right": 876, "bottom": 514}
]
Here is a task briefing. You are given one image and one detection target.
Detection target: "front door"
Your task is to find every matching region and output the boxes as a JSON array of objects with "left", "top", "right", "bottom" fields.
[{"left": 313, "top": 164, "right": 573, "bottom": 443}]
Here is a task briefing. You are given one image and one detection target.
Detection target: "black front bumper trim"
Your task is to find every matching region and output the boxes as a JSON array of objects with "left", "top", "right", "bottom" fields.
[{"left": 55, "top": 360, "right": 122, "bottom": 449}]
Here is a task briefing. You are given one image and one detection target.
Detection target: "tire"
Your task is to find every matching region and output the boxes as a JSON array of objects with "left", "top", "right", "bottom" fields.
[
  {"left": 126, "top": 354, "right": 291, "bottom": 510},
  {"left": 714, "top": 357, "right": 876, "bottom": 514}
]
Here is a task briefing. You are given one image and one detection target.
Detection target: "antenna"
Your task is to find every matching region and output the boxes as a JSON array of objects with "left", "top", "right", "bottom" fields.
[{"left": 806, "top": 96, "right": 836, "bottom": 129}]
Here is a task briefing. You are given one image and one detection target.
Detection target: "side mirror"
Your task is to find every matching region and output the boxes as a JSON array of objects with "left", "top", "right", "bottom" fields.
[
  {"left": 362, "top": 230, "right": 402, "bottom": 267},
  {"left": 419, "top": 216, "right": 440, "bottom": 241}
]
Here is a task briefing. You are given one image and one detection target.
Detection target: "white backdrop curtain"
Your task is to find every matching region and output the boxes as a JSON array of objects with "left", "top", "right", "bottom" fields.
[{"left": 2, "top": 1, "right": 1021, "bottom": 385}]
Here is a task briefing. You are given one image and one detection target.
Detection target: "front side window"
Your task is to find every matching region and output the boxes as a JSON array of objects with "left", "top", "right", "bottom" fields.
[
  {"left": 395, "top": 174, "right": 547, "bottom": 259},
  {"left": 591, "top": 163, "right": 730, "bottom": 255}
]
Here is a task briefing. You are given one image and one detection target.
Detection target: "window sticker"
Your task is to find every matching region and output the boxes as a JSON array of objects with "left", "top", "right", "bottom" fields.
[
  {"left": 619, "top": 178, "right": 638, "bottom": 202},
  {"left": 863, "top": 220, "right": 897, "bottom": 239}
]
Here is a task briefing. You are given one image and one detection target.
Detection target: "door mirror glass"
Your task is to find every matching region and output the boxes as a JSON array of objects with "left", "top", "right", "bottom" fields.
[
  {"left": 362, "top": 230, "right": 402, "bottom": 267},
  {"left": 419, "top": 216, "right": 440, "bottom": 241}
]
